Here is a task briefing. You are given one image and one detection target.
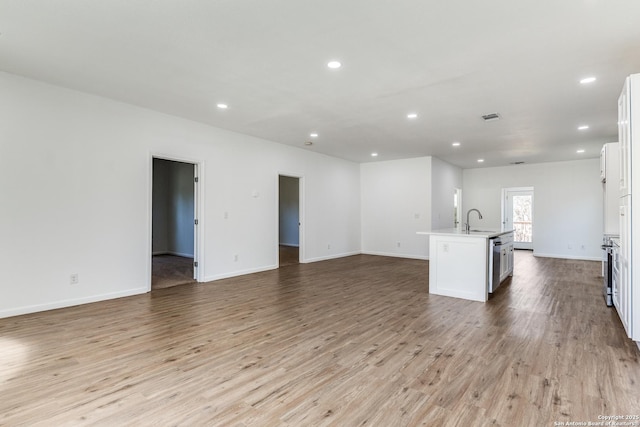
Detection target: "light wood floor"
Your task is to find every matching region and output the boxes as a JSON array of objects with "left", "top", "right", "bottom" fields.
[{"left": 1, "top": 252, "right": 639, "bottom": 426}]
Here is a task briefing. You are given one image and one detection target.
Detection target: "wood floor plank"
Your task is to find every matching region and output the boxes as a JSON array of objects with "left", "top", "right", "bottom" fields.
[{"left": 1, "top": 252, "right": 639, "bottom": 426}]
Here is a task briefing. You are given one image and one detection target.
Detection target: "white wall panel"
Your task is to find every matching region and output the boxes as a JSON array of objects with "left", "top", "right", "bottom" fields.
[{"left": 360, "top": 157, "right": 432, "bottom": 259}]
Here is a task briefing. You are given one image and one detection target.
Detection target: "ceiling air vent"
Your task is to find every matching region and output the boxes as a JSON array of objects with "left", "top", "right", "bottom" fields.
[{"left": 481, "top": 112, "right": 501, "bottom": 122}]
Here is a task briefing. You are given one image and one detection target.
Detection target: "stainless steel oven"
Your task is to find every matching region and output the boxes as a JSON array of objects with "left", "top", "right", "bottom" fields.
[
  {"left": 611, "top": 237, "right": 620, "bottom": 309},
  {"left": 601, "top": 235, "right": 618, "bottom": 307}
]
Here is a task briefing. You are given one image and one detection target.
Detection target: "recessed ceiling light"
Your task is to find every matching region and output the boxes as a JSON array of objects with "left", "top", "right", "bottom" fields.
[
  {"left": 477, "top": 159, "right": 485, "bottom": 163},
  {"left": 407, "top": 113, "right": 418, "bottom": 119},
  {"left": 310, "top": 133, "right": 318, "bottom": 138},
  {"left": 452, "top": 142, "right": 461, "bottom": 147},
  {"left": 371, "top": 152, "right": 378, "bottom": 157},
  {"left": 578, "top": 125, "right": 589, "bottom": 130},
  {"left": 216, "top": 103, "right": 228, "bottom": 109},
  {"left": 580, "top": 76, "right": 596, "bottom": 84},
  {"left": 327, "top": 61, "right": 341, "bottom": 69},
  {"left": 304, "top": 141, "right": 313, "bottom": 146},
  {"left": 577, "top": 149, "right": 585, "bottom": 153}
]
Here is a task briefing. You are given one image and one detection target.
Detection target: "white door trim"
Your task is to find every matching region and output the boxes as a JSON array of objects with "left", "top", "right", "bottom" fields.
[
  {"left": 149, "top": 153, "right": 205, "bottom": 290},
  {"left": 276, "top": 173, "right": 305, "bottom": 265},
  {"left": 501, "top": 186, "right": 534, "bottom": 250}
]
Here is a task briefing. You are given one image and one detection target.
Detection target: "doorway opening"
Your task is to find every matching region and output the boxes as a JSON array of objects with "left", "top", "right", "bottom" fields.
[
  {"left": 278, "top": 175, "right": 302, "bottom": 267},
  {"left": 151, "top": 157, "right": 199, "bottom": 289},
  {"left": 502, "top": 187, "right": 534, "bottom": 250},
  {"left": 454, "top": 188, "right": 462, "bottom": 229}
]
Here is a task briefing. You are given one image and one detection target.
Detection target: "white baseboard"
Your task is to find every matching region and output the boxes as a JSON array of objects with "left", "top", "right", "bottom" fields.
[
  {"left": 533, "top": 252, "right": 602, "bottom": 262},
  {"left": 203, "top": 265, "right": 278, "bottom": 282},
  {"left": 361, "top": 250, "right": 429, "bottom": 261},
  {"left": 169, "top": 251, "right": 194, "bottom": 258},
  {"left": 153, "top": 251, "right": 194, "bottom": 258},
  {"left": 0, "top": 287, "right": 149, "bottom": 319},
  {"left": 302, "top": 251, "right": 361, "bottom": 263}
]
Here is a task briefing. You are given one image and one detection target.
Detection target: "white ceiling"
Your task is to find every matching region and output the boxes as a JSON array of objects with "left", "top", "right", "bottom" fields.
[{"left": 2, "top": 0, "right": 640, "bottom": 168}]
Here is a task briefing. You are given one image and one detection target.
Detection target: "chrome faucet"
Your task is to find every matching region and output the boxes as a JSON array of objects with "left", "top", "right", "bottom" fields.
[{"left": 465, "top": 208, "right": 483, "bottom": 233}]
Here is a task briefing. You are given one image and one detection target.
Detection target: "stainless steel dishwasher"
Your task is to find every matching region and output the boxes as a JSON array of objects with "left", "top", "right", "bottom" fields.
[{"left": 489, "top": 233, "right": 514, "bottom": 293}]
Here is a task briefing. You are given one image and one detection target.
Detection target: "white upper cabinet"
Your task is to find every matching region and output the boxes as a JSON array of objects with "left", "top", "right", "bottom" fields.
[
  {"left": 619, "top": 77, "right": 632, "bottom": 196},
  {"left": 602, "top": 143, "right": 620, "bottom": 235},
  {"left": 600, "top": 145, "right": 607, "bottom": 182}
]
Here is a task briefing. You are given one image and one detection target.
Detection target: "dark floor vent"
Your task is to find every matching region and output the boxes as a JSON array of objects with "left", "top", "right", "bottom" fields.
[{"left": 481, "top": 112, "right": 501, "bottom": 121}]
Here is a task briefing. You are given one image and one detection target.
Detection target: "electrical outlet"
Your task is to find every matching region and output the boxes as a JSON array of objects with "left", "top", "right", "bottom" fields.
[
  {"left": 397, "top": 242, "right": 401, "bottom": 248},
  {"left": 327, "top": 244, "right": 331, "bottom": 250},
  {"left": 581, "top": 244, "right": 585, "bottom": 250},
  {"left": 443, "top": 243, "right": 449, "bottom": 253},
  {"left": 234, "top": 254, "right": 238, "bottom": 262},
  {"left": 70, "top": 274, "right": 79, "bottom": 285}
]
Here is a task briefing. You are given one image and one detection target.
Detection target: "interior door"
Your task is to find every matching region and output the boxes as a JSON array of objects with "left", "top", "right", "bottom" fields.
[
  {"left": 193, "top": 165, "right": 199, "bottom": 280},
  {"left": 503, "top": 187, "right": 534, "bottom": 250},
  {"left": 151, "top": 157, "right": 199, "bottom": 288},
  {"left": 278, "top": 175, "right": 302, "bottom": 266}
]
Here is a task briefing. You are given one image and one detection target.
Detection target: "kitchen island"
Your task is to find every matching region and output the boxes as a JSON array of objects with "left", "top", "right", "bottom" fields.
[{"left": 417, "top": 228, "right": 514, "bottom": 302}]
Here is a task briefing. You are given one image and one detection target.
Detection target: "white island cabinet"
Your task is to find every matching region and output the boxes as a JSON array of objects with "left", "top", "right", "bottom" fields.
[{"left": 418, "top": 229, "right": 514, "bottom": 302}]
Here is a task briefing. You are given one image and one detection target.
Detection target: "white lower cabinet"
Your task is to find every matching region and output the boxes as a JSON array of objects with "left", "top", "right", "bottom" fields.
[
  {"left": 618, "top": 199, "right": 632, "bottom": 337},
  {"left": 499, "top": 244, "right": 513, "bottom": 282}
]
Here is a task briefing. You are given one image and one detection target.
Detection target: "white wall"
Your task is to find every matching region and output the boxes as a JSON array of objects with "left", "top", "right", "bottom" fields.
[
  {"left": 0, "top": 70, "right": 605, "bottom": 318},
  {"left": 278, "top": 176, "right": 299, "bottom": 247},
  {"left": 431, "top": 157, "right": 463, "bottom": 230},
  {"left": 360, "top": 157, "right": 432, "bottom": 259},
  {"left": 0, "top": 72, "right": 360, "bottom": 318},
  {"left": 462, "top": 160, "right": 603, "bottom": 260}
]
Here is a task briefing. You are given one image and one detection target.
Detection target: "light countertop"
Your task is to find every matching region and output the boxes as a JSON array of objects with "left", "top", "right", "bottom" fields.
[{"left": 417, "top": 228, "right": 514, "bottom": 238}]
